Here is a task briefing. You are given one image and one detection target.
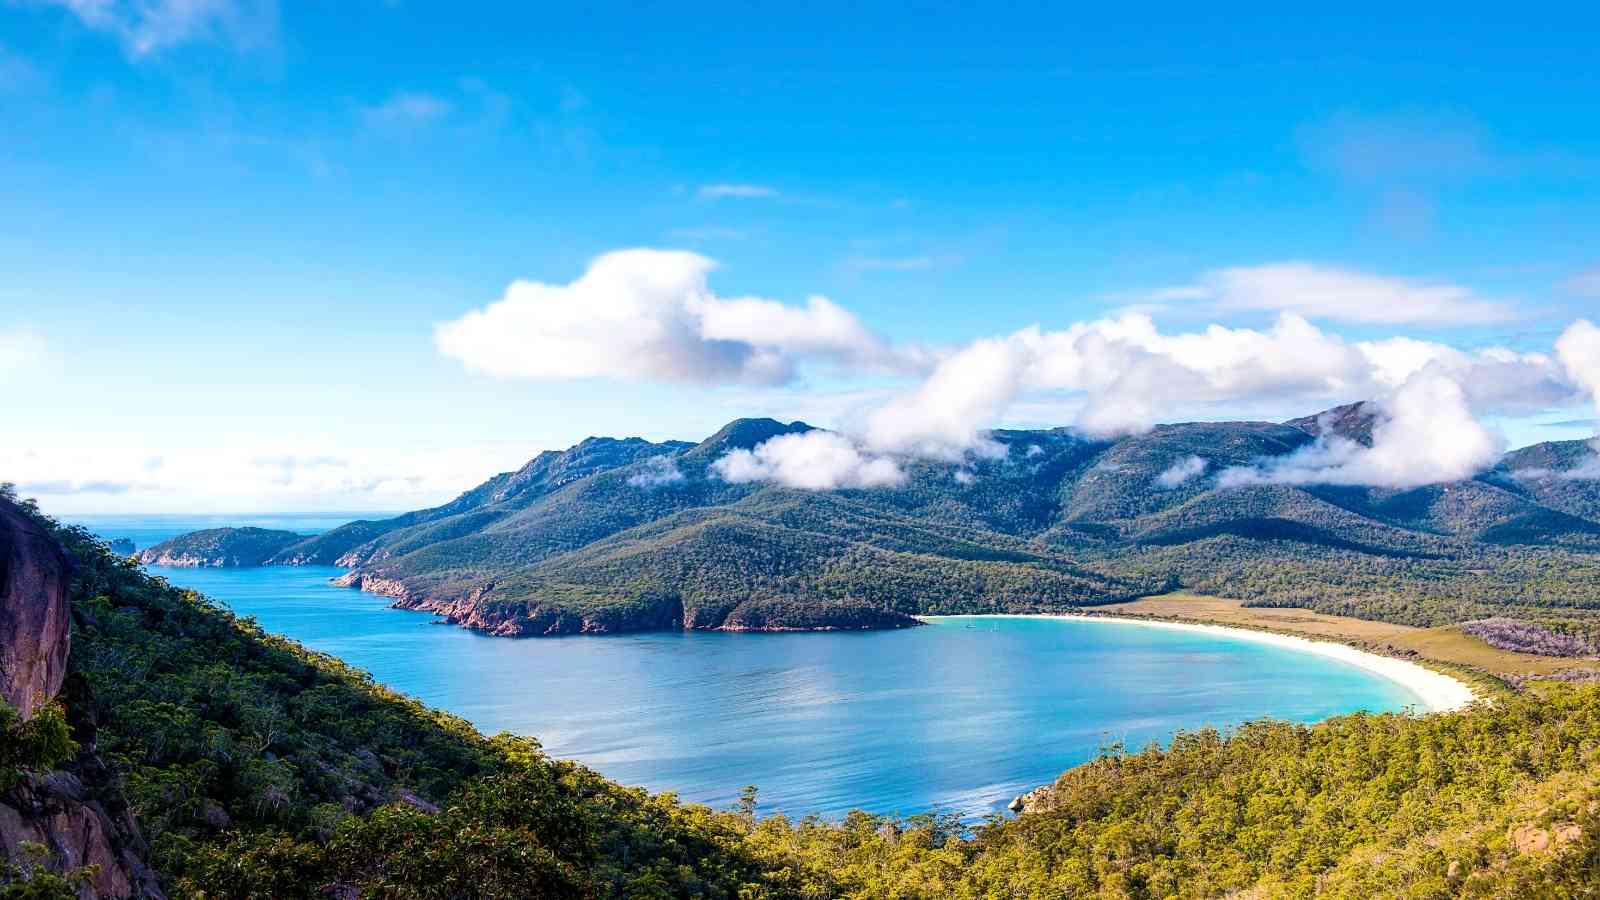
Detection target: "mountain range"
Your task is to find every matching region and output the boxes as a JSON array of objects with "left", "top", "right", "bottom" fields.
[{"left": 139, "top": 405, "right": 1600, "bottom": 636}]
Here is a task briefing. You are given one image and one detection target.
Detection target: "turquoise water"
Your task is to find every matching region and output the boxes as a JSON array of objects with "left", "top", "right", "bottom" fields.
[{"left": 77, "top": 515, "right": 1423, "bottom": 819}]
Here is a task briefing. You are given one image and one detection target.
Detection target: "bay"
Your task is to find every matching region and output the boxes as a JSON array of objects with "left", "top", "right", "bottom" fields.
[{"left": 76, "top": 514, "right": 1423, "bottom": 819}]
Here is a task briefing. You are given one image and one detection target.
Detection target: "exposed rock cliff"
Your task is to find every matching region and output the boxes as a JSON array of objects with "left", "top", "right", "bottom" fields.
[
  {"left": 0, "top": 502, "right": 71, "bottom": 720},
  {"left": 0, "top": 499, "right": 163, "bottom": 898}
]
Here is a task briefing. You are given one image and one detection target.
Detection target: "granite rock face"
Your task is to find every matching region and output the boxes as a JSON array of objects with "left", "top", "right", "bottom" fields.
[
  {"left": 0, "top": 498, "right": 164, "bottom": 897},
  {"left": 0, "top": 501, "right": 72, "bottom": 720},
  {"left": 0, "top": 771, "right": 163, "bottom": 898}
]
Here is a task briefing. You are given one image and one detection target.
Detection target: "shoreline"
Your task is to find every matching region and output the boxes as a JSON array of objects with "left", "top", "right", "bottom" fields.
[{"left": 920, "top": 613, "right": 1478, "bottom": 713}]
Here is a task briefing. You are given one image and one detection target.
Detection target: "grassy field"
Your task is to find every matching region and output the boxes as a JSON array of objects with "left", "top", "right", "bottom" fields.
[{"left": 1101, "top": 592, "right": 1600, "bottom": 682}]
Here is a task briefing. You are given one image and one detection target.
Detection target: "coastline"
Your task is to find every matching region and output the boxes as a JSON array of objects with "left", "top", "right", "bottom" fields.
[{"left": 920, "top": 612, "right": 1479, "bottom": 713}]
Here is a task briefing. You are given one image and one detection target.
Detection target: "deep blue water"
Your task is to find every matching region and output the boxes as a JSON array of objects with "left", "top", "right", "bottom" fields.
[{"left": 74, "top": 514, "right": 1423, "bottom": 819}]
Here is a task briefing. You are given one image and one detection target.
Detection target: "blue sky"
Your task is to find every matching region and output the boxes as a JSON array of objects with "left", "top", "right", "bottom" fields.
[{"left": 3, "top": 2, "right": 1599, "bottom": 512}]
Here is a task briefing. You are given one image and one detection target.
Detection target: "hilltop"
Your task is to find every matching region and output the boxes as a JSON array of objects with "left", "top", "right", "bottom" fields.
[{"left": 143, "top": 407, "right": 1600, "bottom": 637}]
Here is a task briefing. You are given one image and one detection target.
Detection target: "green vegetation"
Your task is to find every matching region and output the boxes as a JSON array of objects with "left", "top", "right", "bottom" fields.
[
  {"left": 6, "top": 495, "right": 1600, "bottom": 896},
  {"left": 0, "top": 842, "right": 95, "bottom": 900},
  {"left": 0, "top": 702, "right": 75, "bottom": 793},
  {"left": 153, "top": 412, "right": 1600, "bottom": 639},
  {"left": 135, "top": 527, "right": 306, "bottom": 568}
]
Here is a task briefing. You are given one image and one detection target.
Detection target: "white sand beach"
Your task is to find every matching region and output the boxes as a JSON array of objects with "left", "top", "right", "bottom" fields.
[{"left": 920, "top": 613, "right": 1478, "bottom": 713}]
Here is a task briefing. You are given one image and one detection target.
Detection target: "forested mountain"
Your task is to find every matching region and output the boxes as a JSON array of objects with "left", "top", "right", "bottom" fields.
[
  {"left": 9, "top": 491, "right": 1600, "bottom": 897},
  {"left": 140, "top": 408, "right": 1600, "bottom": 636}
]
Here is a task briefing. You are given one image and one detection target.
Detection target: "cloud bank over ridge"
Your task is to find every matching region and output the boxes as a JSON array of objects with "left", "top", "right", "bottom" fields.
[{"left": 438, "top": 249, "right": 1600, "bottom": 491}]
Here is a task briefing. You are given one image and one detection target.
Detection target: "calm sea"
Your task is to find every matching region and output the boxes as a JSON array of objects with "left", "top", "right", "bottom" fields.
[{"left": 73, "top": 514, "right": 1422, "bottom": 819}]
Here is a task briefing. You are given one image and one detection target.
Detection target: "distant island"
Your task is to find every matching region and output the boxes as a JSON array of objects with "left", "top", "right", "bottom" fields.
[
  {"left": 140, "top": 404, "right": 1600, "bottom": 640},
  {"left": 138, "top": 526, "right": 307, "bottom": 567}
]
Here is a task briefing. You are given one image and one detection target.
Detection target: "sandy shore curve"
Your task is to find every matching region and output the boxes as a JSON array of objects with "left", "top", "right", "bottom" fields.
[{"left": 919, "top": 613, "right": 1478, "bottom": 713}]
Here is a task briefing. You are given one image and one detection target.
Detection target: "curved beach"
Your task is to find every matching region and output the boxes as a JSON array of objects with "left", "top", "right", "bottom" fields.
[{"left": 921, "top": 613, "right": 1478, "bottom": 713}]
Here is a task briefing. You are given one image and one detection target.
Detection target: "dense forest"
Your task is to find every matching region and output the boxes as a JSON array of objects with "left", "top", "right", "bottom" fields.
[
  {"left": 7, "top": 490, "right": 1600, "bottom": 896},
  {"left": 139, "top": 408, "right": 1600, "bottom": 638}
]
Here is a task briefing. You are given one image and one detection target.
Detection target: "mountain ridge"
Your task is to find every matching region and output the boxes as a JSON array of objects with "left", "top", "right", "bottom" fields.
[{"left": 135, "top": 408, "right": 1600, "bottom": 636}]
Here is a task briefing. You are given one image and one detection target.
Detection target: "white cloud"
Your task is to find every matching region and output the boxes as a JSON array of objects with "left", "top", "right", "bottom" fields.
[
  {"left": 1557, "top": 320, "right": 1600, "bottom": 422},
  {"left": 1555, "top": 320, "right": 1600, "bottom": 477},
  {"left": 865, "top": 334, "right": 1029, "bottom": 459},
  {"left": 854, "top": 312, "right": 1576, "bottom": 469},
  {"left": 0, "top": 327, "right": 47, "bottom": 375},
  {"left": 1217, "top": 371, "right": 1503, "bottom": 489},
  {"left": 1151, "top": 262, "right": 1513, "bottom": 325},
  {"left": 626, "top": 454, "right": 685, "bottom": 488},
  {"left": 430, "top": 250, "right": 1595, "bottom": 493},
  {"left": 1155, "top": 455, "right": 1209, "bottom": 489},
  {"left": 33, "top": 0, "right": 277, "bottom": 57},
  {"left": 711, "top": 431, "right": 904, "bottom": 490},
  {"left": 698, "top": 184, "right": 778, "bottom": 200},
  {"left": 435, "top": 249, "right": 906, "bottom": 386},
  {"left": 362, "top": 92, "right": 452, "bottom": 129},
  {"left": 1570, "top": 456, "right": 1600, "bottom": 481},
  {"left": 704, "top": 313, "right": 1600, "bottom": 490}
]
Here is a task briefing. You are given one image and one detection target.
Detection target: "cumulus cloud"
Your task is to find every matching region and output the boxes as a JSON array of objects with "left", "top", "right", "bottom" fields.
[
  {"left": 434, "top": 251, "right": 1598, "bottom": 493},
  {"left": 712, "top": 431, "right": 904, "bottom": 490},
  {"left": 1555, "top": 319, "right": 1600, "bottom": 475},
  {"left": 1217, "top": 371, "right": 1503, "bottom": 489},
  {"left": 436, "top": 249, "right": 906, "bottom": 386},
  {"left": 664, "top": 315, "right": 1600, "bottom": 493},
  {"left": 1155, "top": 456, "right": 1209, "bottom": 489},
  {"left": 1151, "top": 262, "right": 1513, "bottom": 325},
  {"left": 626, "top": 454, "right": 685, "bottom": 488},
  {"left": 855, "top": 312, "right": 1575, "bottom": 465},
  {"left": 32, "top": 0, "right": 277, "bottom": 57},
  {"left": 865, "top": 335, "right": 1029, "bottom": 459},
  {"left": 1557, "top": 320, "right": 1600, "bottom": 421},
  {"left": 698, "top": 184, "right": 778, "bottom": 199}
]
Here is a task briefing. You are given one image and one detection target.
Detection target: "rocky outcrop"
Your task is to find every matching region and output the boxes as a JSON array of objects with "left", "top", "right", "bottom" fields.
[
  {"left": 0, "top": 502, "right": 72, "bottom": 720},
  {"left": 0, "top": 499, "right": 163, "bottom": 897},
  {"left": 0, "top": 768, "right": 163, "bottom": 898},
  {"left": 1007, "top": 784, "right": 1056, "bottom": 815}
]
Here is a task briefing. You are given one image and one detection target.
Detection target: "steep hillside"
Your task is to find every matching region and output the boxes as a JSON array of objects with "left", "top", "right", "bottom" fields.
[
  {"left": 7, "top": 489, "right": 1600, "bottom": 896},
  {"left": 146, "top": 408, "right": 1600, "bottom": 637}
]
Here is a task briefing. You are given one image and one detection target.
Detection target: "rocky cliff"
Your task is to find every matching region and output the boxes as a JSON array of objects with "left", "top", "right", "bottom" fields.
[
  {"left": 0, "top": 499, "right": 162, "bottom": 898},
  {"left": 0, "top": 504, "right": 71, "bottom": 720}
]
